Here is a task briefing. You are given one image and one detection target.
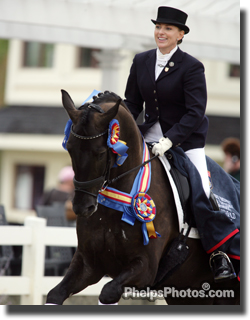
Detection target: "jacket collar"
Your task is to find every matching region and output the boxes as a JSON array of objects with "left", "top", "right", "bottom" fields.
[{"left": 146, "top": 47, "right": 183, "bottom": 84}]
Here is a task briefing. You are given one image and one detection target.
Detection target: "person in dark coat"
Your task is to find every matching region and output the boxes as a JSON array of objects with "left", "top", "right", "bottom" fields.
[
  {"left": 124, "top": 6, "right": 236, "bottom": 282},
  {"left": 39, "top": 166, "right": 75, "bottom": 206},
  {"left": 221, "top": 137, "right": 240, "bottom": 182}
]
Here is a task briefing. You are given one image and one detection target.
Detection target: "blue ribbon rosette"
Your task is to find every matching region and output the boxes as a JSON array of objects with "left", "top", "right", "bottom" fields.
[{"left": 107, "top": 119, "right": 129, "bottom": 167}]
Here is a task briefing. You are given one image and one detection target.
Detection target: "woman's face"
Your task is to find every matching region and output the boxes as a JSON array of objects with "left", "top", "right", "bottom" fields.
[{"left": 154, "top": 24, "right": 184, "bottom": 54}]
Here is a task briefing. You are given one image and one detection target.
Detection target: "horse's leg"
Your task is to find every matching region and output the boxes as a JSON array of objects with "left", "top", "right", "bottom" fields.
[
  {"left": 99, "top": 257, "right": 150, "bottom": 304},
  {"left": 46, "top": 249, "right": 103, "bottom": 305}
]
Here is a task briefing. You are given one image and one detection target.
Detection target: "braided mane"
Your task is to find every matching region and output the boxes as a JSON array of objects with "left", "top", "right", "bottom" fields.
[
  {"left": 92, "top": 91, "right": 130, "bottom": 112},
  {"left": 77, "top": 91, "right": 131, "bottom": 126}
]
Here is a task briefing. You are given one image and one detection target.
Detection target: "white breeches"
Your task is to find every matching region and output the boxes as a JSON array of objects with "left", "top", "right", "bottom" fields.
[{"left": 185, "top": 148, "right": 210, "bottom": 198}]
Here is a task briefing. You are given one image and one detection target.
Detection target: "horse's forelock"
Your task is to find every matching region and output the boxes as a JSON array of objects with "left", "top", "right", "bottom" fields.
[{"left": 78, "top": 103, "right": 91, "bottom": 126}]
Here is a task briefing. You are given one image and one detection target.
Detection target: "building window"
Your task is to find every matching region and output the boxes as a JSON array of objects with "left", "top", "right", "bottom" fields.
[
  {"left": 229, "top": 64, "right": 240, "bottom": 78},
  {"left": 23, "top": 41, "right": 54, "bottom": 67},
  {"left": 77, "top": 47, "right": 100, "bottom": 68},
  {"left": 14, "top": 165, "right": 45, "bottom": 210}
]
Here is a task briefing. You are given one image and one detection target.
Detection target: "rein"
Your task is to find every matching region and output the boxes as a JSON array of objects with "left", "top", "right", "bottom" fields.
[{"left": 102, "top": 154, "right": 158, "bottom": 190}]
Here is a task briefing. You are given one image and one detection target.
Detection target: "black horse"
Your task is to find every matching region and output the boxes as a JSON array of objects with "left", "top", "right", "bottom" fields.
[{"left": 46, "top": 90, "right": 239, "bottom": 305}]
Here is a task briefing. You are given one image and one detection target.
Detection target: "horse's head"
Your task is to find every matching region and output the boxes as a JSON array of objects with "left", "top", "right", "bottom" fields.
[{"left": 61, "top": 90, "right": 121, "bottom": 218}]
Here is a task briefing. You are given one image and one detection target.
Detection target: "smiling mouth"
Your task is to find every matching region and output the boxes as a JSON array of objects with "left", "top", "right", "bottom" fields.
[{"left": 158, "top": 38, "right": 167, "bottom": 41}]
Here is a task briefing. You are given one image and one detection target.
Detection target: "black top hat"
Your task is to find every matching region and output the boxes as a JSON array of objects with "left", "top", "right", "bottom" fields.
[{"left": 151, "top": 6, "right": 190, "bottom": 34}]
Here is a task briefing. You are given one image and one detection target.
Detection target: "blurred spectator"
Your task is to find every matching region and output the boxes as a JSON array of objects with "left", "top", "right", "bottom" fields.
[
  {"left": 39, "top": 166, "right": 75, "bottom": 205},
  {"left": 39, "top": 166, "right": 76, "bottom": 225},
  {"left": 221, "top": 137, "right": 240, "bottom": 181}
]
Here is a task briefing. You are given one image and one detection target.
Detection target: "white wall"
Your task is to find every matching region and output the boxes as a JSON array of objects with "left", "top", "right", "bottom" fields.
[
  {"left": 203, "top": 59, "right": 240, "bottom": 117},
  {"left": 5, "top": 40, "right": 102, "bottom": 106},
  {"left": 5, "top": 40, "right": 135, "bottom": 106}
]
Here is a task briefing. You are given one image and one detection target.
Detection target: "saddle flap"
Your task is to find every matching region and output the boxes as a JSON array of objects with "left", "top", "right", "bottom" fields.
[{"left": 169, "top": 165, "right": 193, "bottom": 226}]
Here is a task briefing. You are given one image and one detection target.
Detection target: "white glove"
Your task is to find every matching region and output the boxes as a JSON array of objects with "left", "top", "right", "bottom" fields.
[{"left": 152, "top": 137, "right": 173, "bottom": 156}]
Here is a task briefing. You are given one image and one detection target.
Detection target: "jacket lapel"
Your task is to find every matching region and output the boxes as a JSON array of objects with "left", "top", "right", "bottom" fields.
[
  {"left": 156, "top": 47, "right": 184, "bottom": 82},
  {"left": 145, "top": 49, "right": 157, "bottom": 85}
]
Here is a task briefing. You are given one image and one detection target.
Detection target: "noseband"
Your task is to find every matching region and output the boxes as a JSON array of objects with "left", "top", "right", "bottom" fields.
[
  {"left": 73, "top": 151, "right": 111, "bottom": 198},
  {"left": 72, "top": 103, "right": 111, "bottom": 198}
]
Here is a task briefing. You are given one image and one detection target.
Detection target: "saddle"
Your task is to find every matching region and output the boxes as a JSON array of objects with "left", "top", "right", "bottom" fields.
[
  {"left": 147, "top": 143, "right": 219, "bottom": 229},
  {"left": 167, "top": 152, "right": 192, "bottom": 225}
]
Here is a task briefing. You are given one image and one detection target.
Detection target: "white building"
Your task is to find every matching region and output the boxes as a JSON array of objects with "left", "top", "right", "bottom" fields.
[{"left": 0, "top": 0, "right": 240, "bottom": 224}]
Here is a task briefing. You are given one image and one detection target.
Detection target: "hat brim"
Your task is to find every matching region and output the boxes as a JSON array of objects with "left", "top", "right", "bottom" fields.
[{"left": 151, "top": 19, "right": 190, "bottom": 34}]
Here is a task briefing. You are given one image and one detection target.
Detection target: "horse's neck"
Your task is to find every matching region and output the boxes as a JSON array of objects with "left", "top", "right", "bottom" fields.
[
  {"left": 110, "top": 112, "right": 144, "bottom": 188},
  {"left": 120, "top": 112, "right": 143, "bottom": 166}
]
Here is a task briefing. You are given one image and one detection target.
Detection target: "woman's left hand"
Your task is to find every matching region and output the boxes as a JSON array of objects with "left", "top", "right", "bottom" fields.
[{"left": 152, "top": 137, "right": 173, "bottom": 156}]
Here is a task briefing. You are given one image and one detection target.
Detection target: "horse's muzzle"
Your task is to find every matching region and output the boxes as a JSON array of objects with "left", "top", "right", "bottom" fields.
[
  {"left": 73, "top": 197, "right": 98, "bottom": 218},
  {"left": 73, "top": 203, "right": 98, "bottom": 218}
]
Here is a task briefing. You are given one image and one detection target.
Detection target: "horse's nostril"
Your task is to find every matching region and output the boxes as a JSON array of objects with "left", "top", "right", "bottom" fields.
[
  {"left": 86, "top": 204, "right": 98, "bottom": 217},
  {"left": 73, "top": 203, "right": 98, "bottom": 217}
]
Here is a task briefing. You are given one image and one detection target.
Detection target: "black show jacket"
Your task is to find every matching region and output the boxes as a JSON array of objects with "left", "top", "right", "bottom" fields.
[{"left": 124, "top": 47, "right": 209, "bottom": 152}]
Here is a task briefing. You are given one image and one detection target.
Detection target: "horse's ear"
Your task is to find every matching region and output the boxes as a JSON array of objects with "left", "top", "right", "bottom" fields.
[
  {"left": 98, "top": 98, "right": 121, "bottom": 126},
  {"left": 61, "top": 90, "right": 79, "bottom": 124}
]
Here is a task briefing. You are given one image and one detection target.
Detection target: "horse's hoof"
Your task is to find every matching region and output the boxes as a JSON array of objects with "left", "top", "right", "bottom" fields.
[
  {"left": 99, "top": 281, "right": 123, "bottom": 304},
  {"left": 98, "top": 300, "right": 118, "bottom": 305}
]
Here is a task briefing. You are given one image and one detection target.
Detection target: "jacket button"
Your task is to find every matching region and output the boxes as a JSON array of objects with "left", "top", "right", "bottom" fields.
[
  {"left": 154, "top": 90, "right": 156, "bottom": 94},
  {"left": 155, "top": 99, "right": 157, "bottom": 102},
  {"left": 156, "top": 107, "right": 159, "bottom": 110}
]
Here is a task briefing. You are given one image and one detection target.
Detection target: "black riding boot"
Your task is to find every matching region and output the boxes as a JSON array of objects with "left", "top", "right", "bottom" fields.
[{"left": 209, "top": 251, "right": 236, "bottom": 282}]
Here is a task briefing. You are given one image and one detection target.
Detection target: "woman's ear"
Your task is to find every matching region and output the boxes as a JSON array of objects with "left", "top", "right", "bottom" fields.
[{"left": 179, "top": 30, "right": 185, "bottom": 40}]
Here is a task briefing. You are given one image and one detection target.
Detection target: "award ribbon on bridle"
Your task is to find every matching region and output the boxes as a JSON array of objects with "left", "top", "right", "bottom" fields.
[{"left": 107, "top": 119, "right": 128, "bottom": 167}]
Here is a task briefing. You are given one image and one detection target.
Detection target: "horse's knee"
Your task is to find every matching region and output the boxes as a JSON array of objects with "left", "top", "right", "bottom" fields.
[{"left": 99, "top": 280, "right": 123, "bottom": 304}]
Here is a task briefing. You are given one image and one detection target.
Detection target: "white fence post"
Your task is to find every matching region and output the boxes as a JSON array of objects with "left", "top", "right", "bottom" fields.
[
  {"left": 0, "top": 219, "right": 112, "bottom": 305},
  {"left": 20, "top": 216, "right": 46, "bottom": 305}
]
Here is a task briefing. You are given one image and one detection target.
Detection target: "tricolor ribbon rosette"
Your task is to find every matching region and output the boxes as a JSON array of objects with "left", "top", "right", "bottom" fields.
[
  {"left": 132, "top": 192, "right": 160, "bottom": 244},
  {"left": 107, "top": 119, "right": 129, "bottom": 167},
  {"left": 133, "top": 192, "right": 156, "bottom": 222}
]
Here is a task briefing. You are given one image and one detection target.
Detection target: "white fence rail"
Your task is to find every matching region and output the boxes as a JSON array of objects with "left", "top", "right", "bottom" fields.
[{"left": 0, "top": 216, "right": 111, "bottom": 305}]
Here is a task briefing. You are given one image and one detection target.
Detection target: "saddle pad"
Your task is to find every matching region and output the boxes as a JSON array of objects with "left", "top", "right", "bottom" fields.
[{"left": 158, "top": 156, "right": 200, "bottom": 239}]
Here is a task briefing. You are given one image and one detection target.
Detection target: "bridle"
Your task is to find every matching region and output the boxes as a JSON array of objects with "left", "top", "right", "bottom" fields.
[
  {"left": 71, "top": 102, "right": 158, "bottom": 198},
  {"left": 72, "top": 102, "right": 111, "bottom": 198}
]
